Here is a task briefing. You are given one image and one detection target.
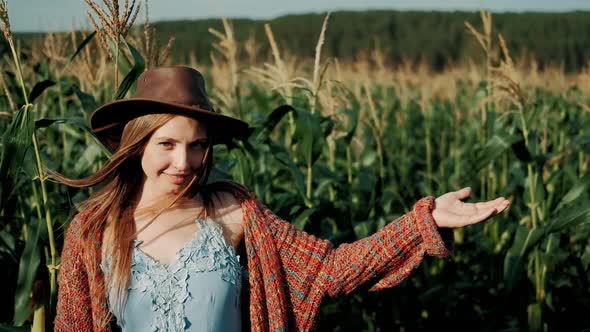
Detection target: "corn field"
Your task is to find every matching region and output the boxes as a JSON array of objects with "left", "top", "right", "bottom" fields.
[{"left": 0, "top": 1, "right": 589, "bottom": 331}]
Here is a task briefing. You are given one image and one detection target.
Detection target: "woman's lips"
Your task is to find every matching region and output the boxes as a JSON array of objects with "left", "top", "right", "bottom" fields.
[{"left": 164, "top": 173, "right": 191, "bottom": 184}]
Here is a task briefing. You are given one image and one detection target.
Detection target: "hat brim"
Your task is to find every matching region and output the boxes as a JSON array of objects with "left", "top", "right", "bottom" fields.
[{"left": 91, "top": 98, "right": 251, "bottom": 152}]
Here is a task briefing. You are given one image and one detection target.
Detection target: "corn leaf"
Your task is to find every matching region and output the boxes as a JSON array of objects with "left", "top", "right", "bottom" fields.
[
  {"left": 503, "top": 224, "right": 544, "bottom": 291},
  {"left": 555, "top": 172, "right": 590, "bottom": 212},
  {"left": 293, "top": 207, "right": 315, "bottom": 230},
  {"left": 114, "top": 41, "right": 145, "bottom": 100},
  {"left": 0, "top": 105, "right": 34, "bottom": 211},
  {"left": 67, "top": 30, "right": 96, "bottom": 63},
  {"left": 292, "top": 106, "right": 326, "bottom": 167},
  {"left": 268, "top": 142, "right": 310, "bottom": 206},
  {"left": 547, "top": 202, "right": 590, "bottom": 233},
  {"left": 28, "top": 80, "right": 55, "bottom": 103},
  {"left": 13, "top": 212, "right": 44, "bottom": 325},
  {"left": 71, "top": 85, "right": 99, "bottom": 114},
  {"left": 251, "top": 104, "right": 294, "bottom": 142},
  {"left": 0, "top": 324, "right": 31, "bottom": 332}
]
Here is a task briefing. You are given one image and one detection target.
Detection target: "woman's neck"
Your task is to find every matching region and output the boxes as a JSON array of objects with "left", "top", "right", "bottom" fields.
[{"left": 135, "top": 193, "right": 204, "bottom": 219}]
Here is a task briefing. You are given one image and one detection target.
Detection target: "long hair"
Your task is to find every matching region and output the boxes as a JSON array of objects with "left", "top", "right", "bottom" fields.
[{"left": 50, "top": 113, "right": 248, "bottom": 324}]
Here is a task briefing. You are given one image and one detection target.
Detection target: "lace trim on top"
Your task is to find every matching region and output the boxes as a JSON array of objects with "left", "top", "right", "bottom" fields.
[{"left": 100, "top": 218, "right": 243, "bottom": 332}]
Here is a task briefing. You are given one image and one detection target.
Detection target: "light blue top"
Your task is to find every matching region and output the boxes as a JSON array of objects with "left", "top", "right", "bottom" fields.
[{"left": 100, "top": 218, "right": 243, "bottom": 332}]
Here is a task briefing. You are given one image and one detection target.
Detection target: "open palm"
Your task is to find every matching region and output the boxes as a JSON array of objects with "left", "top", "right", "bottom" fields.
[{"left": 432, "top": 187, "right": 510, "bottom": 228}]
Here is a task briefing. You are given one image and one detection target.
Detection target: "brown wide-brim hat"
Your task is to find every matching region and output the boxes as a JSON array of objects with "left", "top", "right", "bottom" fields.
[{"left": 90, "top": 66, "right": 250, "bottom": 152}]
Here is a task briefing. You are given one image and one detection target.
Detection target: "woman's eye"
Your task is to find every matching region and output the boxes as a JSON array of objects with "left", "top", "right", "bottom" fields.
[
  {"left": 158, "top": 142, "right": 173, "bottom": 148},
  {"left": 190, "top": 141, "right": 208, "bottom": 149}
]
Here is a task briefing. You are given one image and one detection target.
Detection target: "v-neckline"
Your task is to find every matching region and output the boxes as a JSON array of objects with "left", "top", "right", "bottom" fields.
[{"left": 133, "top": 218, "right": 206, "bottom": 271}]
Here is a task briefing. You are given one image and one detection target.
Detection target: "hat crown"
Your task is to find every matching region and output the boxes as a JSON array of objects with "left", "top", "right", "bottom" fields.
[{"left": 134, "top": 66, "right": 213, "bottom": 111}]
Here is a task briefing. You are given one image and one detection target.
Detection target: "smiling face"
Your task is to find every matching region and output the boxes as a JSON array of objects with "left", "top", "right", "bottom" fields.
[{"left": 139, "top": 115, "right": 210, "bottom": 202}]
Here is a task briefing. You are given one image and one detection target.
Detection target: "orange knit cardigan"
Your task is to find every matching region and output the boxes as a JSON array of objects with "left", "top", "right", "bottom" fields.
[{"left": 54, "top": 193, "right": 452, "bottom": 331}]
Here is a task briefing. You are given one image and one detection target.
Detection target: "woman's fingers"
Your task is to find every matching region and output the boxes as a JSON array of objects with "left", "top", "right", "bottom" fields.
[
  {"left": 467, "top": 199, "right": 509, "bottom": 219},
  {"left": 475, "top": 197, "right": 505, "bottom": 209},
  {"left": 442, "top": 207, "right": 497, "bottom": 227},
  {"left": 435, "top": 199, "right": 510, "bottom": 228},
  {"left": 453, "top": 187, "right": 472, "bottom": 200},
  {"left": 466, "top": 197, "right": 509, "bottom": 215}
]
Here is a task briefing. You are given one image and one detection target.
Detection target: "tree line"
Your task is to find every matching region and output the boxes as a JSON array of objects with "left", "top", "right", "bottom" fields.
[{"left": 11, "top": 10, "right": 590, "bottom": 72}]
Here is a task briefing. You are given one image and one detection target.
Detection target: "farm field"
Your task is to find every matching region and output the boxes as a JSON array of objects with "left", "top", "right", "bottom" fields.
[{"left": 1, "top": 2, "right": 589, "bottom": 331}]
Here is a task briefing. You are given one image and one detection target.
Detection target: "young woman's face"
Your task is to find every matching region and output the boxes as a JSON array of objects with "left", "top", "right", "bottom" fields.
[{"left": 140, "top": 115, "right": 209, "bottom": 199}]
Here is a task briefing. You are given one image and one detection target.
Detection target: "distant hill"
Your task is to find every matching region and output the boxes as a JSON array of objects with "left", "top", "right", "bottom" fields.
[{"left": 12, "top": 10, "right": 590, "bottom": 72}]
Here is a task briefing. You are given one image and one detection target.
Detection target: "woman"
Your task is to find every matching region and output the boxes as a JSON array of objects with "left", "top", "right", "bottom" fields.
[{"left": 53, "top": 66, "right": 510, "bottom": 332}]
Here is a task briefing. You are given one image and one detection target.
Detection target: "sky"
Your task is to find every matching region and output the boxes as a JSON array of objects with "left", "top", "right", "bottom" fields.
[{"left": 7, "top": 0, "right": 590, "bottom": 32}]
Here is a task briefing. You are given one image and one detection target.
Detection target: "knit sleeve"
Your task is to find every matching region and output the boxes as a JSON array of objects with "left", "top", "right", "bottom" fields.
[
  {"left": 261, "top": 196, "right": 453, "bottom": 299},
  {"left": 54, "top": 217, "right": 94, "bottom": 331}
]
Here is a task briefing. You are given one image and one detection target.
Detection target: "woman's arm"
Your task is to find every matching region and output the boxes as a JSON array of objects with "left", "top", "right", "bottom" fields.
[
  {"left": 258, "top": 196, "right": 452, "bottom": 298},
  {"left": 54, "top": 217, "right": 94, "bottom": 331}
]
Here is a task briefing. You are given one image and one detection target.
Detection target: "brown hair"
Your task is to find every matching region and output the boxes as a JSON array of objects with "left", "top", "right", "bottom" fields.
[{"left": 50, "top": 113, "right": 247, "bottom": 323}]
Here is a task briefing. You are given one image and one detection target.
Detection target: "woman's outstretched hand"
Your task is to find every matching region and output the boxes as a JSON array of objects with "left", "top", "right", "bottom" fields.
[{"left": 432, "top": 187, "right": 510, "bottom": 228}]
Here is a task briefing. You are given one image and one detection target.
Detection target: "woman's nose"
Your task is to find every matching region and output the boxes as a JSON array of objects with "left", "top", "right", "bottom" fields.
[{"left": 172, "top": 147, "right": 189, "bottom": 171}]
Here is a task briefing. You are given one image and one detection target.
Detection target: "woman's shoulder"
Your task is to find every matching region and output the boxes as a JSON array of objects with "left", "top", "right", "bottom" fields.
[
  {"left": 60, "top": 209, "right": 94, "bottom": 251},
  {"left": 202, "top": 181, "right": 249, "bottom": 249},
  {"left": 63, "top": 207, "right": 105, "bottom": 245},
  {"left": 205, "top": 180, "right": 251, "bottom": 201},
  {"left": 64, "top": 209, "right": 92, "bottom": 236},
  {"left": 213, "top": 184, "right": 245, "bottom": 225}
]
